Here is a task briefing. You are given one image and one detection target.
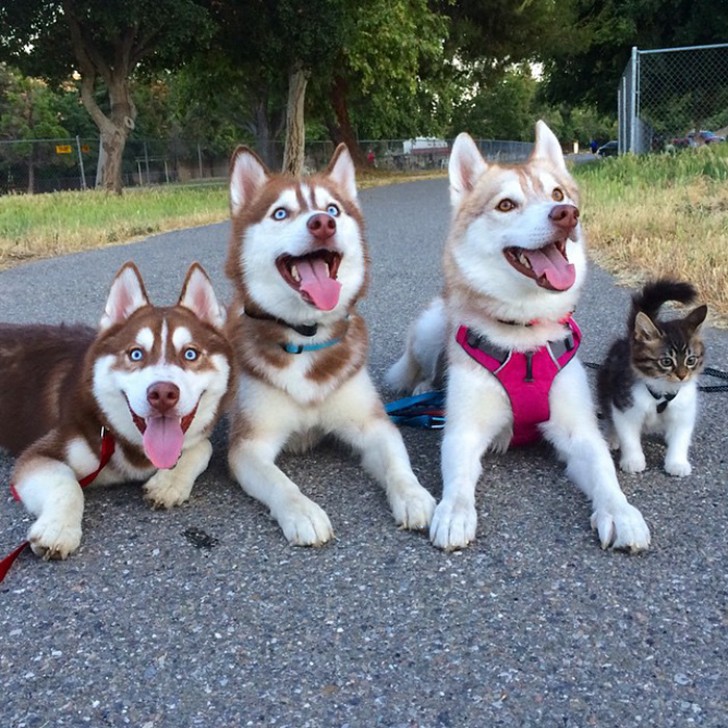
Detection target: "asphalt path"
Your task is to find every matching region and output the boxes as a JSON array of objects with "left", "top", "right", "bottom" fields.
[{"left": 1, "top": 178, "right": 727, "bottom": 727}]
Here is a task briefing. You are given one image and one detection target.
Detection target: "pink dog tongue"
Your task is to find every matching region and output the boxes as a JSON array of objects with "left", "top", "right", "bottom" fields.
[
  {"left": 297, "top": 258, "right": 341, "bottom": 311},
  {"left": 143, "top": 416, "right": 185, "bottom": 470},
  {"left": 524, "top": 243, "right": 576, "bottom": 291}
]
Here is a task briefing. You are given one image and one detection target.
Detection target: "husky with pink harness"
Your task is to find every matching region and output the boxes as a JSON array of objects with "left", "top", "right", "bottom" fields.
[{"left": 387, "top": 120, "right": 651, "bottom": 553}]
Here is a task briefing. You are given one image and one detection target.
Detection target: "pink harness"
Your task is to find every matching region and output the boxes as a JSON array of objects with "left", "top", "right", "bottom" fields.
[{"left": 455, "top": 318, "right": 581, "bottom": 446}]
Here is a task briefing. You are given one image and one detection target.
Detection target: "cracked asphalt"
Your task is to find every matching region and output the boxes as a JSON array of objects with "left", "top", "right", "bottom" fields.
[{"left": 1, "top": 178, "right": 726, "bottom": 727}]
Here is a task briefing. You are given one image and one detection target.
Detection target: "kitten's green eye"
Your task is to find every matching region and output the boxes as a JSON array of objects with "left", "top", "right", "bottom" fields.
[
  {"left": 685, "top": 355, "right": 698, "bottom": 367},
  {"left": 658, "top": 357, "right": 673, "bottom": 369}
]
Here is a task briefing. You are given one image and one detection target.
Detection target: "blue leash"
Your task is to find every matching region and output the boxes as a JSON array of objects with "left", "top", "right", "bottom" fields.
[{"left": 385, "top": 390, "right": 446, "bottom": 429}]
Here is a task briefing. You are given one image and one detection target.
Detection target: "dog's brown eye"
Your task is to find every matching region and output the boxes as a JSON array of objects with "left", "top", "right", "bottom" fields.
[
  {"left": 496, "top": 199, "right": 516, "bottom": 212},
  {"left": 552, "top": 188, "right": 565, "bottom": 202}
]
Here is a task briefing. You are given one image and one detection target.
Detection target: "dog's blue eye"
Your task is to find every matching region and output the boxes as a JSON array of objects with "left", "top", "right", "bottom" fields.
[
  {"left": 184, "top": 348, "right": 199, "bottom": 361},
  {"left": 129, "top": 348, "right": 144, "bottom": 362},
  {"left": 272, "top": 207, "right": 288, "bottom": 220},
  {"left": 327, "top": 204, "right": 340, "bottom": 217}
]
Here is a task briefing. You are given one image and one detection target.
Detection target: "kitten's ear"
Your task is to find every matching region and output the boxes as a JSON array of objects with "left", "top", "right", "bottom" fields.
[
  {"left": 634, "top": 312, "right": 660, "bottom": 341},
  {"left": 685, "top": 304, "right": 708, "bottom": 333}
]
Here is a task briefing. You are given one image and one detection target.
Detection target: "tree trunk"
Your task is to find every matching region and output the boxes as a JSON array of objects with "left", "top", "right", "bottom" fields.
[
  {"left": 329, "top": 74, "right": 367, "bottom": 168},
  {"left": 282, "top": 62, "right": 310, "bottom": 175},
  {"left": 26, "top": 150, "right": 35, "bottom": 195},
  {"left": 252, "top": 99, "right": 276, "bottom": 169}
]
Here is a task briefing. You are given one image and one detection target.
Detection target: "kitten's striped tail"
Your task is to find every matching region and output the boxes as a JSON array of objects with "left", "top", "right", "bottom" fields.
[{"left": 630, "top": 278, "right": 696, "bottom": 326}]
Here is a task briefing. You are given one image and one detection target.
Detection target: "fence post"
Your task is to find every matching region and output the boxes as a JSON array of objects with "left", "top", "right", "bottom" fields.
[
  {"left": 75, "top": 135, "right": 87, "bottom": 190},
  {"left": 629, "top": 46, "right": 639, "bottom": 153}
]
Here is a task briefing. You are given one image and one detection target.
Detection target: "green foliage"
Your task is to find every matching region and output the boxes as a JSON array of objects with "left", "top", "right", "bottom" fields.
[
  {"left": 542, "top": 0, "right": 728, "bottom": 114},
  {"left": 574, "top": 143, "right": 728, "bottom": 188}
]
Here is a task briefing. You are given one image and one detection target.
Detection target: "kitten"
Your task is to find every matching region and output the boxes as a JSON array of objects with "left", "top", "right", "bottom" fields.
[{"left": 598, "top": 279, "right": 707, "bottom": 477}]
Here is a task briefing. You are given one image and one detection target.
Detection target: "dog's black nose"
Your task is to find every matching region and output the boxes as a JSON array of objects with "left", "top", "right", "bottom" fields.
[
  {"left": 147, "top": 381, "right": 180, "bottom": 413},
  {"left": 549, "top": 204, "right": 579, "bottom": 230},
  {"left": 307, "top": 213, "right": 336, "bottom": 241}
]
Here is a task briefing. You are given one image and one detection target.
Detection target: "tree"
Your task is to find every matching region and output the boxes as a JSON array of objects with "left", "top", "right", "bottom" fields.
[
  {"left": 0, "top": 65, "right": 71, "bottom": 193},
  {"left": 541, "top": 0, "right": 728, "bottom": 115},
  {"left": 0, "top": 0, "right": 211, "bottom": 194},
  {"left": 203, "top": 0, "right": 343, "bottom": 175},
  {"left": 321, "top": 0, "right": 448, "bottom": 162}
]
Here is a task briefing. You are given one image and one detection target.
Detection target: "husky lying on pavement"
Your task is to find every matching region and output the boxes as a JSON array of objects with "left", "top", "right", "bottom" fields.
[
  {"left": 0, "top": 262, "right": 233, "bottom": 560},
  {"left": 224, "top": 143, "right": 436, "bottom": 545},
  {"left": 387, "top": 121, "right": 651, "bottom": 553}
]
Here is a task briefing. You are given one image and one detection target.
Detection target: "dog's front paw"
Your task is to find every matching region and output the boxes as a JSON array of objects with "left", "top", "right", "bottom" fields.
[
  {"left": 275, "top": 496, "right": 334, "bottom": 546},
  {"left": 388, "top": 479, "right": 436, "bottom": 531},
  {"left": 143, "top": 470, "right": 194, "bottom": 509},
  {"left": 591, "top": 502, "right": 650, "bottom": 553},
  {"left": 619, "top": 453, "right": 646, "bottom": 474},
  {"left": 429, "top": 499, "right": 477, "bottom": 551},
  {"left": 28, "top": 516, "right": 82, "bottom": 560},
  {"left": 664, "top": 458, "right": 691, "bottom": 477}
]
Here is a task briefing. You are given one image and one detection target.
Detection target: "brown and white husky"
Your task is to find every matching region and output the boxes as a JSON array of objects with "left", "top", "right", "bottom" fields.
[
  {"left": 387, "top": 121, "right": 651, "bottom": 553},
  {"left": 224, "top": 144, "right": 435, "bottom": 545},
  {"left": 0, "top": 262, "right": 233, "bottom": 560}
]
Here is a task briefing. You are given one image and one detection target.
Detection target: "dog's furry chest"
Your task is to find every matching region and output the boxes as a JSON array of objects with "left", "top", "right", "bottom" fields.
[{"left": 230, "top": 314, "right": 368, "bottom": 407}]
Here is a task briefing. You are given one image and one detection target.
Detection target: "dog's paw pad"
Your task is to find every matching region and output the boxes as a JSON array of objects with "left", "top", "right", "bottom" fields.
[
  {"left": 390, "top": 485, "right": 436, "bottom": 531},
  {"left": 278, "top": 498, "right": 334, "bottom": 546},
  {"left": 28, "top": 519, "right": 82, "bottom": 560},
  {"left": 143, "top": 472, "right": 192, "bottom": 509},
  {"left": 429, "top": 499, "right": 477, "bottom": 551},
  {"left": 591, "top": 503, "right": 650, "bottom": 553}
]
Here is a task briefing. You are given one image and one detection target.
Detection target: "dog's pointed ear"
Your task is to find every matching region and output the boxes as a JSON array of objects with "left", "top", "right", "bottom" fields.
[
  {"left": 449, "top": 133, "right": 487, "bottom": 206},
  {"left": 100, "top": 262, "right": 151, "bottom": 330},
  {"left": 178, "top": 263, "right": 226, "bottom": 329},
  {"left": 531, "top": 120, "right": 567, "bottom": 173},
  {"left": 230, "top": 146, "right": 269, "bottom": 218},
  {"left": 326, "top": 144, "right": 358, "bottom": 202}
]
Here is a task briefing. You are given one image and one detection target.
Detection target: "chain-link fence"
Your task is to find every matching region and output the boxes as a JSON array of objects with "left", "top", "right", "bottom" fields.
[
  {"left": 619, "top": 42, "right": 728, "bottom": 154},
  {"left": 0, "top": 136, "right": 535, "bottom": 195}
]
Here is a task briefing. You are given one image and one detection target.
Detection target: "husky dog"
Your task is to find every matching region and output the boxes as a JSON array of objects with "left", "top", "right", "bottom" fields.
[
  {"left": 0, "top": 262, "right": 233, "bottom": 560},
  {"left": 224, "top": 144, "right": 435, "bottom": 545},
  {"left": 387, "top": 121, "right": 651, "bottom": 552}
]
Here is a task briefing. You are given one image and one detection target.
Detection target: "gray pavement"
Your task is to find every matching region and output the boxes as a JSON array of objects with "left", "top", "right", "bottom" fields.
[{"left": 1, "top": 178, "right": 727, "bottom": 727}]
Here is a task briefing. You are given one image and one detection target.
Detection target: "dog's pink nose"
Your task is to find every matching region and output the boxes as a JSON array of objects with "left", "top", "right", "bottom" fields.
[
  {"left": 549, "top": 204, "right": 580, "bottom": 230},
  {"left": 147, "top": 382, "right": 180, "bottom": 414},
  {"left": 307, "top": 213, "right": 336, "bottom": 241}
]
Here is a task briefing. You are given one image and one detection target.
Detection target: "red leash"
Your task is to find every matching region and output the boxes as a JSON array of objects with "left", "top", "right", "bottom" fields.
[{"left": 0, "top": 429, "right": 115, "bottom": 583}]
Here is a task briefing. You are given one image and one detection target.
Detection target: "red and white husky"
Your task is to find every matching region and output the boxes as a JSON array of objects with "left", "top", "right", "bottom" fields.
[
  {"left": 387, "top": 121, "right": 651, "bottom": 553},
  {"left": 0, "top": 262, "right": 233, "bottom": 560},
  {"left": 224, "top": 144, "right": 435, "bottom": 545}
]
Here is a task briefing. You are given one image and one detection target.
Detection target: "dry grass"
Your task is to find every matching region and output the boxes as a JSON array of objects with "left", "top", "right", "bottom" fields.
[
  {"left": 575, "top": 148, "right": 728, "bottom": 328},
  {"left": 0, "top": 169, "right": 443, "bottom": 270}
]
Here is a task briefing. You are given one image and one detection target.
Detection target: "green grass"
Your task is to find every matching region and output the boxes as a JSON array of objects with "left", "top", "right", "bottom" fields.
[{"left": 0, "top": 183, "right": 229, "bottom": 265}]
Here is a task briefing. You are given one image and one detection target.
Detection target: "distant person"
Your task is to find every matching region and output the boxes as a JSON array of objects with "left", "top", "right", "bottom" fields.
[
  {"left": 590, "top": 139, "right": 599, "bottom": 154},
  {"left": 367, "top": 148, "right": 376, "bottom": 167}
]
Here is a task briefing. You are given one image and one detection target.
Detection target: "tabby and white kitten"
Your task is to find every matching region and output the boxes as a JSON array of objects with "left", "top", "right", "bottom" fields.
[{"left": 597, "top": 279, "right": 707, "bottom": 477}]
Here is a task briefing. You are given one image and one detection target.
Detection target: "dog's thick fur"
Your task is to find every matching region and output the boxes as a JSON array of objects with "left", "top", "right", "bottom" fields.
[
  {"left": 0, "top": 263, "right": 233, "bottom": 560},
  {"left": 387, "top": 121, "right": 651, "bottom": 552},
  {"left": 224, "top": 144, "right": 435, "bottom": 545}
]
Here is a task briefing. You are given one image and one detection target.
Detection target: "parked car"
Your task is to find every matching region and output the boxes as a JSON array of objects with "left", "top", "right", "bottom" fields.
[
  {"left": 669, "top": 130, "right": 725, "bottom": 149},
  {"left": 694, "top": 130, "right": 725, "bottom": 144},
  {"left": 596, "top": 140, "right": 618, "bottom": 157}
]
